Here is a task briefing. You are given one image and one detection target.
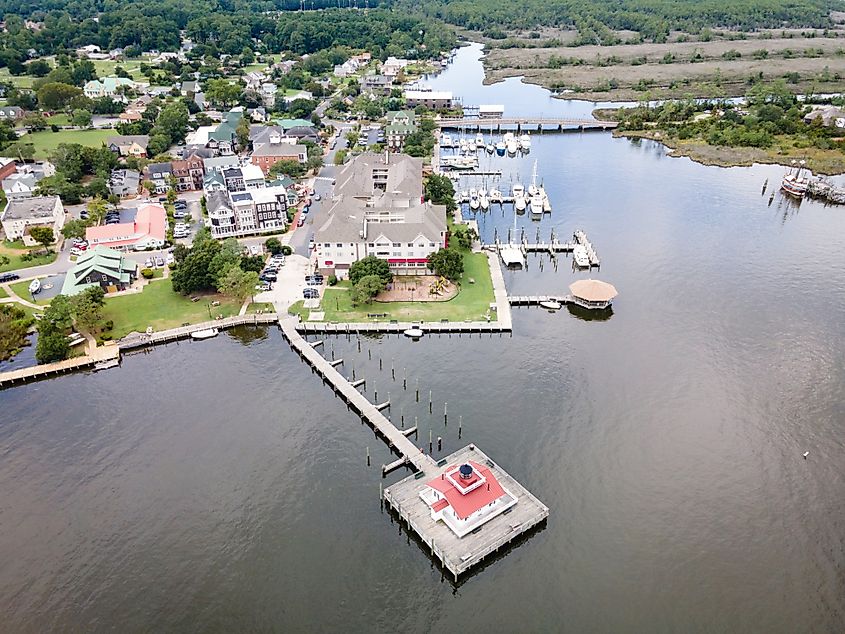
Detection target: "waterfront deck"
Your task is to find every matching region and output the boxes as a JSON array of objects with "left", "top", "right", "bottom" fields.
[
  {"left": 383, "top": 444, "right": 549, "bottom": 581},
  {"left": 0, "top": 343, "right": 120, "bottom": 388},
  {"left": 118, "top": 313, "right": 278, "bottom": 350}
]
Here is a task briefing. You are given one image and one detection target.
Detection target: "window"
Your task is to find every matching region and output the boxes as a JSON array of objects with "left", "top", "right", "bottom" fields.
[
  {"left": 392, "top": 242, "right": 400, "bottom": 247},
  {"left": 336, "top": 243, "right": 342, "bottom": 247},
  {"left": 429, "top": 243, "right": 435, "bottom": 247}
]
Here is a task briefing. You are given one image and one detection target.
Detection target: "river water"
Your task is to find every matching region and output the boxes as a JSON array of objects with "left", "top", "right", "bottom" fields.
[{"left": 2, "top": 44, "right": 845, "bottom": 632}]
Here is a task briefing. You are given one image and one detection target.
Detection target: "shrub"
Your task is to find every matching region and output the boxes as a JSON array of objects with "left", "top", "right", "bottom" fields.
[
  {"left": 281, "top": 245, "right": 293, "bottom": 256},
  {"left": 327, "top": 274, "right": 338, "bottom": 286},
  {"left": 141, "top": 268, "right": 154, "bottom": 279}
]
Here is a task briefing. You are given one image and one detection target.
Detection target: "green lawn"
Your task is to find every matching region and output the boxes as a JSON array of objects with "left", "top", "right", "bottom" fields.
[
  {"left": 102, "top": 279, "right": 242, "bottom": 339},
  {"left": 18, "top": 128, "right": 113, "bottom": 159},
  {"left": 90, "top": 58, "right": 147, "bottom": 80},
  {"left": 0, "top": 68, "right": 35, "bottom": 88},
  {"left": 292, "top": 251, "right": 495, "bottom": 323},
  {"left": 247, "top": 302, "right": 275, "bottom": 314},
  {"left": 46, "top": 113, "right": 71, "bottom": 126},
  {"left": 0, "top": 286, "right": 8, "bottom": 299},
  {"left": 0, "top": 247, "right": 58, "bottom": 273}
]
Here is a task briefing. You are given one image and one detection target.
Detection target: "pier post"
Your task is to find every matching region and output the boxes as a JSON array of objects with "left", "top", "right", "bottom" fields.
[
  {"left": 374, "top": 384, "right": 377, "bottom": 401},
  {"left": 357, "top": 338, "right": 360, "bottom": 352},
  {"left": 444, "top": 401, "right": 448, "bottom": 424},
  {"left": 429, "top": 429, "right": 433, "bottom": 453},
  {"left": 352, "top": 364, "right": 356, "bottom": 381},
  {"left": 391, "top": 359, "right": 395, "bottom": 380},
  {"left": 403, "top": 368, "right": 406, "bottom": 390},
  {"left": 416, "top": 379, "right": 419, "bottom": 402},
  {"left": 379, "top": 357, "right": 382, "bottom": 370},
  {"left": 401, "top": 406, "right": 404, "bottom": 428},
  {"left": 367, "top": 446, "right": 370, "bottom": 466},
  {"left": 429, "top": 389, "right": 433, "bottom": 413},
  {"left": 438, "top": 436, "right": 442, "bottom": 451},
  {"left": 459, "top": 415, "right": 462, "bottom": 439}
]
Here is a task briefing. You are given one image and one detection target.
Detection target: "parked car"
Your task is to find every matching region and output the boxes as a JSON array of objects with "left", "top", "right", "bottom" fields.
[
  {"left": 303, "top": 288, "right": 319, "bottom": 299},
  {"left": 255, "top": 282, "right": 272, "bottom": 292},
  {"left": 297, "top": 217, "right": 305, "bottom": 227},
  {"left": 79, "top": 210, "right": 89, "bottom": 220},
  {"left": 0, "top": 272, "right": 20, "bottom": 282},
  {"left": 314, "top": 194, "right": 321, "bottom": 201},
  {"left": 250, "top": 245, "right": 260, "bottom": 256},
  {"left": 270, "top": 255, "right": 286, "bottom": 264},
  {"left": 155, "top": 256, "right": 165, "bottom": 267},
  {"left": 260, "top": 272, "right": 277, "bottom": 282},
  {"left": 308, "top": 239, "right": 315, "bottom": 250}
]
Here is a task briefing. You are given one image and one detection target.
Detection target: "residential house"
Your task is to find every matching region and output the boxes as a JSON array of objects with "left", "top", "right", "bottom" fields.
[
  {"left": 203, "top": 155, "right": 240, "bottom": 175},
  {"left": 60, "top": 246, "right": 137, "bottom": 295},
  {"left": 251, "top": 141, "right": 307, "bottom": 175},
  {"left": 276, "top": 118, "right": 315, "bottom": 132},
  {"left": 2, "top": 173, "right": 38, "bottom": 199},
  {"left": 144, "top": 162, "right": 173, "bottom": 194},
  {"left": 180, "top": 80, "right": 199, "bottom": 96},
  {"left": 206, "top": 110, "right": 243, "bottom": 155},
  {"left": 404, "top": 89, "right": 453, "bottom": 110},
  {"left": 107, "top": 134, "right": 150, "bottom": 158},
  {"left": 804, "top": 106, "right": 845, "bottom": 128},
  {"left": 108, "top": 169, "right": 140, "bottom": 198},
  {"left": 312, "top": 152, "right": 447, "bottom": 277},
  {"left": 170, "top": 152, "right": 205, "bottom": 191},
  {"left": 259, "top": 83, "right": 277, "bottom": 107},
  {"left": 359, "top": 74, "right": 393, "bottom": 95},
  {"left": 385, "top": 110, "right": 418, "bottom": 150},
  {"left": 282, "top": 90, "right": 313, "bottom": 104},
  {"left": 83, "top": 76, "right": 135, "bottom": 99},
  {"left": 381, "top": 56, "right": 410, "bottom": 77},
  {"left": 0, "top": 157, "right": 17, "bottom": 181},
  {"left": 203, "top": 170, "right": 226, "bottom": 193},
  {"left": 0, "top": 106, "right": 24, "bottom": 121},
  {"left": 1, "top": 195, "right": 66, "bottom": 245},
  {"left": 221, "top": 164, "right": 265, "bottom": 193},
  {"left": 85, "top": 203, "right": 166, "bottom": 251},
  {"left": 118, "top": 110, "right": 142, "bottom": 124},
  {"left": 243, "top": 71, "right": 267, "bottom": 90},
  {"left": 284, "top": 125, "right": 320, "bottom": 144},
  {"left": 207, "top": 186, "right": 287, "bottom": 239}
]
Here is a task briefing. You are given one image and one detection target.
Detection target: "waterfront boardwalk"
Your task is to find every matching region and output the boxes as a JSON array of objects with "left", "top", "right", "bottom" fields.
[
  {"left": 0, "top": 342, "right": 120, "bottom": 388},
  {"left": 119, "top": 313, "right": 278, "bottom": 350},
  {"left": 383, "top": 444, "right": 549, "bottom": 581},
  {"left": 279, "top": 316, "right": 438, "bottom": 476},
  {"left": 437, "top": 117, "right": 617, "bottom": 131}
]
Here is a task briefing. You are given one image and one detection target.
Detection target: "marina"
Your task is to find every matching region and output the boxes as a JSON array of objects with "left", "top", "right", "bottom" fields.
[{"left": 437, "top": 117, "right": 618, "bottom": 132}]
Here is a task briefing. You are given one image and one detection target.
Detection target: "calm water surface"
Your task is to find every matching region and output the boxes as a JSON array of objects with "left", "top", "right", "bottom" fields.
[{"left": 1, "top": 44, "right": 844, "bottom": 632}]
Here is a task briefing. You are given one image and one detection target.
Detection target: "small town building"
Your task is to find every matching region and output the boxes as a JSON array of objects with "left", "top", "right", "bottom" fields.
[
  {"left": 83, "top": 76, "right": 135, "bottom": 99},
  {"left": 61, "top": 246, "right": 137, "bottom": 295},
  {"left": 170, "top": 152, "right": 205, "bottom": 191},
  {"left": 108, "top": 169, "right": 140, "bottom": 198},
  {"left": 1, "top": 195, "right": 65, "bottom": 245},
  {"left": 0, "top": 106, "right": 24, "bottom": 121},
  {"left": 203, "top": 155, "right": 241, "bottom": 175},
  {"left": 419, "top": 462, "right": 517, "bottom": 538},
  {"left": 0, "top": 157, "right": 15, "bottom": 181},
  {"left": 118, "top": 110, "right": 142, "bottom": 124},
  {"left": 404, "top": 89, "right": 453, "bottom": 110},
  {"left": 479, "top": 104, "right": 505, "bottom": 118},
  {"left": 804, "top": 106, "right": 845, "bottom": 128},
  {"left": 144, "top": 162, "right": 172, "bottom": 194},
  {"left": 359, "top": 74, "right": 394, "bottom": 95},
  {"left": 385, "top": 110, "right": 418, "bottom": 150},
  {"left": 85, "top": 203, "right": 166, "bottom": 251},
  {"left": 2, "top": 173, "right": 38, "bottom": 199},
  {"left": 207, "top": 185, "right": 288, "bottom": 239},
  {"left": 250, "top": 141, "right": 308, "bottom": 175},
  {"left": 312, "top": 152, "right": 447, "bottom": 277},
  {"left": 107, "top": 135, "right": 150, "bottom": 158}
]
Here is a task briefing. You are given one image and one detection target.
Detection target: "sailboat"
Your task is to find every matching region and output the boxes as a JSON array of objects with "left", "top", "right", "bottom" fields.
[
  {"left": 469, "top": 188, "right": 480, "bottom": 211},
  {"left": 441, "top": 133, "right": 453, "bottom": 148},
  {"left": 529, "top": 161, "right": 543, "bottom": 216},
  {"left": 479, "top": 189, "right": 489, "bottom": 210},
  {"left": 475, "top": 132, "right": 484, "bottom": 148},
  {"left": 504, "top": 132, "right": 518, "bottom": 156},
  {"left": 512, "top": 183, "right": 526, "bottom": 214}
]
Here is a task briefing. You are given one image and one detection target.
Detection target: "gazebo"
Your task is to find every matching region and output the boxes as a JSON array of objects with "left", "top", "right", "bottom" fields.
[{"left": 568, "top": 279, "right": 617, "bottom": 310}]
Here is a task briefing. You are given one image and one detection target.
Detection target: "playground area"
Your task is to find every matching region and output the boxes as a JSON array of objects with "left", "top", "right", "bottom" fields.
[{"left": 377, "top": 276, "right": 457, "bottom": 302}]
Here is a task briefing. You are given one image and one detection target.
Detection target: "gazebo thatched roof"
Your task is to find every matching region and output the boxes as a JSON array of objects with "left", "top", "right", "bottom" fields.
[{"left": 569, "top": 279, "right": 617, "bottom": 302}]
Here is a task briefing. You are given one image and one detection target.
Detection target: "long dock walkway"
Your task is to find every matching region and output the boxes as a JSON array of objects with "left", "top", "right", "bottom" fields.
[
  {"left": 0, "top": 343, "right": 119, "bottom": 388},
  {"left": 119, "top": 313, "right": 278, "bottom": 350},
  {"left": 437, "top": 117, "right": 617, "bottom": 131},
  {"left": 279, "top": 317, "right": 438, "bottom": 476}
]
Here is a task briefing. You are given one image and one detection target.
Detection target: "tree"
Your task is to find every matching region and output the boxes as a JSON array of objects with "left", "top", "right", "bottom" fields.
[
  {"left": 36, "top": 295, "right": 73, "bottom": 363},
  {"left": 288, "top": 98, "right": 318, "bottom": 119},
  {"left": 349, "top": 255, "right": 391, "bottom": 286},
  {"left": 264, "top": 237, "right": 282, "bottom": 255},
  {"left": 147, "top": 133, "right": 172, "bottom": 157},
  {"left": 21, "top": 113, "right": 47, "bottom": 133},
  {"left": 217, "top": 264, "right": 259, "bottom": 303},
  {"left": 36, "top": 330, "right": 70, "bottom": 364},
  {"left": 6, "top": 142, "right": 36, "bottom": 161},
  {"left": 236, "top": 116, "right": 250, "bottom": 152},
  {"left": 152, "top": 100, "right": 190, "bottom": 144},
  {"left": 36, "top": 82, "right": 83, "bottom": 110},
  {"left": 61, "top": 219, "right": 90, "bottom": 240},
  {"left": 0, "top": 304, "right": 33, "bottom": 362},
  {"left": 87, "top": 197, "right": 109, "bottom": 225},
  {"left": 427, "top": 248, "right": 463, "bottom": 281},
  {"left": 350, "top": 274, "right": 385, "bottom": 305},
  {"left": 71, "top": 109, "right": 93, "bottom": 128},
  {"left": 204, "top": 78, "right": 241, "bottom": 107},
  {"left": 425, "top": 173, "right": 456, "bottom": 212},
  {"left": 240, "top": 255, "right": 265, "bottom": 273},
  {"left": 70, "top": 287, "right": 106, "bottom": 334},
  {"left": 171, "top": 235, "right": 222, "bottom": 294},
  {"left": 29, "top": 227, "right": 54, "bottom": 248},
  {"left": 166, "top": 188, "right": 177, "bottom": 204},
  {"left": 26, "top": 59, "right": 51, "bottom": 77},
  {"left": 268, "top": 159, "right": 306, "bottom": 178}
]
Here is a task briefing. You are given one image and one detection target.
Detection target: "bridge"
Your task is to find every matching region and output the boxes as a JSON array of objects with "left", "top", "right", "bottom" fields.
[{"left": 437, "top": 117, "right": 618, "bottom": 132}]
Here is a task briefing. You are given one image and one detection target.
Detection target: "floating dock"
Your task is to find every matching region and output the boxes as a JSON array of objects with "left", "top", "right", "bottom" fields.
[{"left": 383, "top": 444, "right": 549, "bottom": 581}]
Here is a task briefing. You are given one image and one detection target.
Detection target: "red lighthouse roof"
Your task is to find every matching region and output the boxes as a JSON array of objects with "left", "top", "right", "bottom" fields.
[{"left": 426, "top": 461, "right": 507, "bottom": 520}]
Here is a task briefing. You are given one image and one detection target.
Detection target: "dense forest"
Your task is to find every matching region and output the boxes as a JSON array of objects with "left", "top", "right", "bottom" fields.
[{"left": 403, "top": 0, "right": 841, "bottom": 38}]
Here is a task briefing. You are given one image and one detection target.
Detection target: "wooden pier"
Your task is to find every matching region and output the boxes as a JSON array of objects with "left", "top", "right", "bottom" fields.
[
  {"left": 383, "top": 444, "right": 549, "bottom": 581},
  {"left": 437, "top": 117, "right": 617, "bottom": 132},
  {"left": 279, "top": 316, "right": 438, "bottom": 476},
  {"left": 0, "top": 343, "right": 120, "bottom": 388},
  {"left": 295, "top": 321, "right": 509, "bottom": 335},
  {"left": 118, "top": 313, "right": 278, "bottom": 350}
]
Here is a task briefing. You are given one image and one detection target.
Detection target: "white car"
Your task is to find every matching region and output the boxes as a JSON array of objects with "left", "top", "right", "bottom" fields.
[
  {"left": 166, "top": 253, "right": 175, "bottom": 265},
  {"left": 250, "top": 245, "right": 260, "bottom": 256}
]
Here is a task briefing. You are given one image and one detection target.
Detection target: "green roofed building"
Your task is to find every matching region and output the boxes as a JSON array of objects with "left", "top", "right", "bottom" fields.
[
  {"left": 61, "top": 246, "right": 137, "bottom": 296},
  {"left": 274, "top": 118, "right": 314, "bottom": 132},
  {"left": 385, "top": 110, "right": 418, "bottom": 150}
]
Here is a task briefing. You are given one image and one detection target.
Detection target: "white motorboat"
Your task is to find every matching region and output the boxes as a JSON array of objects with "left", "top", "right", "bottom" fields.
[
  {"left": 573, "top": 245, "right": 590, "bottom": 268},
  {"left": 469, "top": 188, "right": 480, "bottom": 210},
  {"left": 479, "top": 189, "right": 489, "bottom": 210},
  {"left": 504, "top": 132, "right": 518, "bottom": 155},
  {"left": 529, "top": 161, "right": 543, "bottom": 215},
  {"left": 441, "top": 133, "right": 453, "bottom": 147},
  {"left": 191, "top": 327, "right": 219, "bottom": 340},
  {"left": 28, "top": 279, "right": 41, "bottom": 294},
  {"left": 459, "top": 138, "right": 469, "bottom": 154},
  {"left": 520, "top": 132, "right": 531, "bottom": 151},
  {"left": 93, "top": 358, "right": 120, "bottom": 372},
  {"left": 486, "top": 142, "right": 495, "bottom": 154},
  {"left": 781, "top": 173, "right": 809, "bottom": 198},
  {"left": 495, "top": 140, "right": 506, "bottom": 156},
  {"left": 512, "top": 183, "right": 526, "bottom": 213},
  {"left": 489, "top": 188, "right": 502, "bottom": 204},
  {"left": 475, "top": 132, "right": 485, "bottom": 147},
  {"left": 404, "top": 327, "right": 424, "bottom": 338},
  {"left": 539, "top": 300, "right": 561, "bottom": 310}
]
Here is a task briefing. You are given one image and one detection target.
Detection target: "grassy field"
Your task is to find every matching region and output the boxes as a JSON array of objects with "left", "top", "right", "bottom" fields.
[
  {"left": 90, "top": 58, "right": 147, "bottom": 80},
  {"left": 46, "top": 113, "right": 71, "bottom": 126},
  {"left": 247, "top": 302, "right": 275, "bottom": 314},
  {"left": 0, "top": 243, "right": 57, "bottom": 273},
  {"left": 291, "top": 251, "right": 495, "bottom": 322},
  {"left": 9, "top": 278, "right": 51, "bottom": 304},
  {"left": 0, "top": 286, "right": 8, "bottom": 299},
  {"left": 480, "top": 30, "right": 845, "bottom": 100},
  {"left": 18, "top": 128, "right": 113, "bottom": 159},
  {"left": 0, "top": 68, "right": 35, "bottom": 88},
  {"left": 102, "top": 279, "right": 241, "bottom": 339}
]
